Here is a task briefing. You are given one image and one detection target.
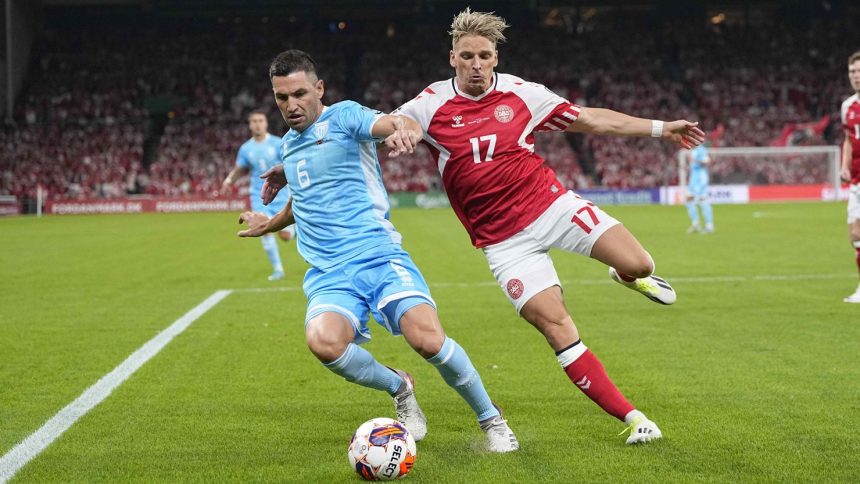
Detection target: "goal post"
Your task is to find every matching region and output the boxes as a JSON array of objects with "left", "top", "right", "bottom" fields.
[{"left": 675, "top": 145, "right": 842, "bottom": 202}]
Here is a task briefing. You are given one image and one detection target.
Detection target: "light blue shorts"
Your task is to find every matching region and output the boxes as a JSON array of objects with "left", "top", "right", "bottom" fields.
[
  {"left": 688, "top": 171, "right": 709, "bottom": 199},
  {"left": 303, "top": 246, "right": 436, "bottom": 344},
  {"left": 251, "top": 196, "right": 287, "bottom": 217}
]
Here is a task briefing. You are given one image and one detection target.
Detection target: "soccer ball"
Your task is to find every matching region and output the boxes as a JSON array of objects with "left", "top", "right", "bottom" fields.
[{"left": 348, "top": 417, "right": 416, "bottom": 480}]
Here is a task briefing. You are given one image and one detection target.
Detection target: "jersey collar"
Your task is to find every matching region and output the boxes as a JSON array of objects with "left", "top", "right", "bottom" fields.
[{"left": 452, "top": 73, "right": 498, "bottom": 101}]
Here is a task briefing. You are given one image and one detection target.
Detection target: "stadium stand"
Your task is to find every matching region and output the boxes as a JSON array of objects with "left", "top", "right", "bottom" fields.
[{"left": 1, "top": 6, "right": 856, "bottom": 202}]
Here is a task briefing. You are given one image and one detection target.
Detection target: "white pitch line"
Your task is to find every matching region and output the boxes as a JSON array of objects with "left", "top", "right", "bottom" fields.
[
  {"left": 231, "top": 273, "right": 855, "bottom": 293},
  {"left": 0, "top": 289, "right": 233, "bottom": 484}
]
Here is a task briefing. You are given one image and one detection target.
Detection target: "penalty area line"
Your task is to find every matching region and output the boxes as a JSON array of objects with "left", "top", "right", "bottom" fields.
[{"left": 0, "top": 289, "right": 233, "bottom": 484}]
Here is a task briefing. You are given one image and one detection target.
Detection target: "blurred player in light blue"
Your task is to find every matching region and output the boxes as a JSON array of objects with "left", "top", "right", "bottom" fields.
[
  {"left": 237, "top": 50, "right": 518, "bottom": 452},
  {"left": 222, "top": 110, "right": 294, "bottom": 280},
  {"left": 686, "top": 142, "right": 714, "bottom": 233}
]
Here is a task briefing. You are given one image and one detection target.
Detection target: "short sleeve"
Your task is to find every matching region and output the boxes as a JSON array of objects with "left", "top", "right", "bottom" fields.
[
  {"left": 338, "top": 101, "right": 384, "bottom": 142},
  {"left": 236, "top": 145, "right": 250, "bottom": 169},
  {"left": 522, "top": 82, "right": 582, "bottom": 132}
]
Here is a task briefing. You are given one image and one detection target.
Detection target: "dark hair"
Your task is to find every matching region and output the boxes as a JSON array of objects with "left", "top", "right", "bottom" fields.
[
  {"left": 850, "top": 51, "right": 860, "bottom": 65},
  {"left": 247, "top": 109, "right": 268, "bottom": 120},
  {"left": 269, "top": 49, "right": 318, "bottom": 80}
]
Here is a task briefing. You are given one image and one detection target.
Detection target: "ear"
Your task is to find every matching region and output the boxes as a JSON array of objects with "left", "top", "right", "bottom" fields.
[
  {"left": 449, "top": 50, "right": 456, "bottom": 68},
  {"left": 316, "top": 79, "right": 325, "bottom": 99},
  {"left": 493, "top": 50, "right": 499, "bottom": 68}
]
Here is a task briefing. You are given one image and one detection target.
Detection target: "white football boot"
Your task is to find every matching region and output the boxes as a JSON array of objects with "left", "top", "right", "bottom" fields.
[
  {"left": 391, "top": 370, "right": 427, "bottom": 441},
  {"left": 479, "top": 405, "right": 520, "bottom": 453},
  {"left": 844, "top": 285, "right": 860, "bottom": 303},
  {"left": 622, "top": 413, "right": 663, "bottom": 445},
  {"left": 609, "top": 267, "right": 677, "bottom": 305}
]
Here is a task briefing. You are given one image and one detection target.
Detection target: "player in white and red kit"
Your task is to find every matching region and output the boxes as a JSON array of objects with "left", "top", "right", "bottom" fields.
[
  {"left": 393, "top": 9, "right": 705, "bottom": 444},
  {"left": 840, "top": 51, "right": 860, "bottom": 303}
]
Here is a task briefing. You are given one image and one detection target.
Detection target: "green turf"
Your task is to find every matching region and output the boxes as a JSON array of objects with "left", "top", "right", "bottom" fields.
[{"left": 1, "top": 203, "right": 858, "bottom": 482}]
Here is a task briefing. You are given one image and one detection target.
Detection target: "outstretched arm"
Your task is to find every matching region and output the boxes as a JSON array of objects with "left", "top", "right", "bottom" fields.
[
  {"left": 568, "top": 107, "right": 705, "bottom": 149},
  {"left": 372, "top": 114, "right": 423, "bottom": 158},
  {"left": 238, "top": 198, "right": 295, "bottom": 237},
  {"left": 221, "top": 166, "right": 249, "bottom": 193}
]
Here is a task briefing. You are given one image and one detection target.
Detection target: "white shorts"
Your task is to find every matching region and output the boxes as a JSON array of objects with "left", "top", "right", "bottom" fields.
[
  {"left": 848, "top": 185, "right": 860, "bottom": 224},
  {"left": 481, "top": 191, "right": 620, "bottom": 313}
]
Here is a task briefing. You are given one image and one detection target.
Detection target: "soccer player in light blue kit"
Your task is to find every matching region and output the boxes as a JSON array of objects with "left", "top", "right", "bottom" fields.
[
  {"left": 222, "top": 110, "right": 294, "bottom": 280},
  {"left": 686, "top": 142, "right": 715, "bottom": 233},
  {"left": 237, "top": 50, "right": 518, "bottom": 452}
]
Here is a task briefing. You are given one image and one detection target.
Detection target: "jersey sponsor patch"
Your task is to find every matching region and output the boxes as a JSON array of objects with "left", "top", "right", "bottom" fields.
[{"left": 507, "top": 278, "right": 524, "bottom": 299}]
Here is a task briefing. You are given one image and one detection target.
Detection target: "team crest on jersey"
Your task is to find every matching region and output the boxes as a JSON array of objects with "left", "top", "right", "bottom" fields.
[
  {"left": 314, "top": 121, "right": 330, "bottom": 141},
  {"left": 494, "top": 105, "right": 514, "bottom": 123},
  {"left": 452, "top": 115, "right": 465, "bottom": 128},
  {"left": 506, "top": 278, "right": 524, "bottom": 300},
  {"left": 851, "top": 111, "right": 857, "bottom": 120}
]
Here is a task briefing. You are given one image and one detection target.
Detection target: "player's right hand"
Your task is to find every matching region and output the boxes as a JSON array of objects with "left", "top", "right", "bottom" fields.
[
  {"left": 662, "top": 120, "right": 705, "bottom": 149},
  {"left": 260, "top": 165, "right": 287, "bottom": 205},
  {"left": 385, "top": 116, "right": 422, "bottom": 158},
  {"left": 237, "top": 211, "right": 270, "bottom": 237}
]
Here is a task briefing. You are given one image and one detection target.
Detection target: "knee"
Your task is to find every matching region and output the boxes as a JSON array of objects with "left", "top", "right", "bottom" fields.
[
  {"left": 305, "top": 324, "right": 349, "bottom": 363},
  {"left": 623, "top": 253, "right": 654, "bottom": 279},
  {"left": 408, "top": 326, "right": 445, "bottom": 358},
  {"left": 851, "top": 228, "right": 860, "bottom": 242},
  {"left": 278, "top": 231, "right": 293, "bottom": 242},
  {"left": 524, "top": 307, "right": 575, "bottom": 339}
]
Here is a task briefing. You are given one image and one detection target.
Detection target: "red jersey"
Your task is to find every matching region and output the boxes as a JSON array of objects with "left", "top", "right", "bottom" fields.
[
  {"left": 395, "top": 73, "right": 581, "bottom": 247},
  {"left": 841, "top": 94, "right": 860, "bottom": 185}
]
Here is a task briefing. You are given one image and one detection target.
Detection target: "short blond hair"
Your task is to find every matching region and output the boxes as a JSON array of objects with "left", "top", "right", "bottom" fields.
[{"left": 449, "top": 8, "right": 510, "bottom": 48}]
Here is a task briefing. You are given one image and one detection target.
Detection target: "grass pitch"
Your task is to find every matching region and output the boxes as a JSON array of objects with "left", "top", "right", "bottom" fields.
[{"left": 1, "top": 202, "right": 858, "bottom": 482}]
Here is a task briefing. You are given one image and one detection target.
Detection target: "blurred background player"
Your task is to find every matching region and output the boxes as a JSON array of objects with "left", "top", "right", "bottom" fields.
[
  {"left": 840, "top": 51, "right": 860, "bottom": 303},
  {"left": 240, "top": 50, "right": 518, "bottom": 452},
  {"left": 686, "top": 142, "right": 714, "bottom": 234},
  {"left": 222, "top": 110, "right": 294, "bottom": 281}
]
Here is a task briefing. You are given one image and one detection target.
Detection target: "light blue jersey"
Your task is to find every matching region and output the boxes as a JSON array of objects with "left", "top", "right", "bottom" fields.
[
  {"left": 281, "top": 100, "right": 433, "bottom": 342},
  {"left": 688, "top": 145, "right": 710, "bottom": 198},
  {"left": 236, "top": 133, "right": 291, "bottom": 215},
  {"left": 281, "top": 101, "right": 401, "bottom": 270}
]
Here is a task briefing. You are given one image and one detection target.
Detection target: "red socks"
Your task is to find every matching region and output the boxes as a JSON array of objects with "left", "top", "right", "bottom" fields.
[{"left": 557, "top": 341, "right": 635, "bottom": 422}]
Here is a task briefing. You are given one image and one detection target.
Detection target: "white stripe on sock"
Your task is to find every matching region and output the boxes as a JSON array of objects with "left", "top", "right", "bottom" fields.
[{"left": 556, "top": 341, "right": 588, "bottom": 368}]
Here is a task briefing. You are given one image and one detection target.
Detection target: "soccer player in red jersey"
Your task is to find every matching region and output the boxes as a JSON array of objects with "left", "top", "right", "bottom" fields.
[
  {"left": 840, "top": 51, "right": 860, "bottom": 303},
  {"left": 391, "top": 9, "right": 706, "bottom": 444}
]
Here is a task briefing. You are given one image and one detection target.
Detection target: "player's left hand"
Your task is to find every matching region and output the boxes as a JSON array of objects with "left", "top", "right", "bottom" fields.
[
  {"left": 385, "top": 117, "right": 422, "bottom": 158},
  {"left": 662, "top": 120, "right": 706, "bottom": 149},
  {"left": 237, "top": 211, "right": 270, "bottom": 237},
  {"left": 260, "top": 165, "right": 287, "bottom": 205}
]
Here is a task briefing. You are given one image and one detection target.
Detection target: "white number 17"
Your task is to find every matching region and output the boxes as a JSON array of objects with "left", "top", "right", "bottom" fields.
[{"left": 469, "top": 134, "right": 497, "bottom": 163}]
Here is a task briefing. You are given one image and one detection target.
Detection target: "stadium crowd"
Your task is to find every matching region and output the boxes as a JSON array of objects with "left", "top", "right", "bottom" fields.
[{"left": 0, "top": 11, "right": 853, "bottom": 200}]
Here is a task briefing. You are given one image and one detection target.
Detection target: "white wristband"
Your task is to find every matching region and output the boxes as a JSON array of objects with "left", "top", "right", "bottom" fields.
[{"left": 651, "top": 120, "right": 663, "bottom": 138}]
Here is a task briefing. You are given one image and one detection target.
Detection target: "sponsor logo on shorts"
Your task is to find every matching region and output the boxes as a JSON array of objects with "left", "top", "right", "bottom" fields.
[
  {"left": 506, "top": 278, "right": 524, "bottom": 299},
  {"left": 494, "top": 104, "right": 514, "bottom": 123}
]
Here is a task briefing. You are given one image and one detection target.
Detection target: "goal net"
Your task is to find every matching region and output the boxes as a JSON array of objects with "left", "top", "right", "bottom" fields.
[{"left": 675, "top": 146, "right": 842, "bottom": 203}]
